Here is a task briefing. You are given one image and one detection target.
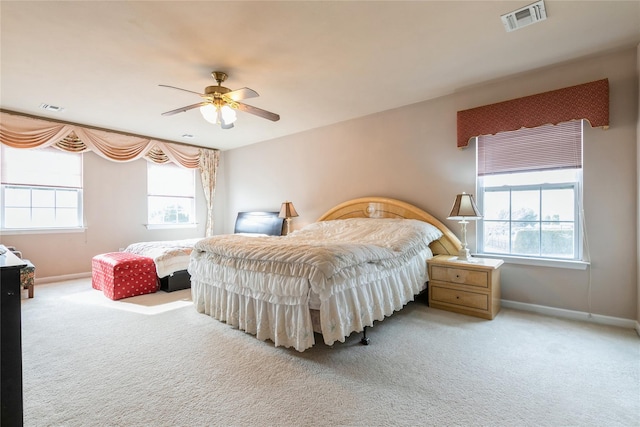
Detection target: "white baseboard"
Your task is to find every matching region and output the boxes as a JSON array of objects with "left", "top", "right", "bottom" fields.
[
  {"left": 35, "top": 272, "right": 91, "bottom": 284},
  {"left": 502, "top": 299, "right": 637, "bottom": 330}
]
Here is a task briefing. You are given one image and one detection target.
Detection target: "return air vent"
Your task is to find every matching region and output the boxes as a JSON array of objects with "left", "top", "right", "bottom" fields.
[
  {"left": 39, "top": 103, "right": 65, "bottom": 112},
  {"left": 501, "top": 0, "right": 547, "bottom": 32}
]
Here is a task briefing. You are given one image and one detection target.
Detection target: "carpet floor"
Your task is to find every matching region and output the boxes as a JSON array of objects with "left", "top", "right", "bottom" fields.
[{"left": 19, "top": 278, "right": 640, "bottom": 426}]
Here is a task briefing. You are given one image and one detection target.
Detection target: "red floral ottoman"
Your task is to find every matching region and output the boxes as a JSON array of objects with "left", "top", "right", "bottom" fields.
[{"left": 92, "top": 252, "right": 158, "bottom": 300}]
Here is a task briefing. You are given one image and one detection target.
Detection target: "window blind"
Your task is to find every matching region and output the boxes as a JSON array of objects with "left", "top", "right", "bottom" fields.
[
  {"left": 1, "top": 145, "right": 82, "bottom": 188},
  {"left": 477, "top": 120, "right": 582, "bottom": 176},
  {"left": 147, "top": 162, "right": 195, "bottom": 197}
]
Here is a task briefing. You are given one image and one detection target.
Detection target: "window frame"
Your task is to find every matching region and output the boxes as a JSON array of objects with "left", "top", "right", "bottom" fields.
[
  {"left": 146, "top": 161, "right": 197, "bottom": 229},
  {"left": 474, "top": 120, "right": 588, "bottom": 269},
  {"left": 477, "top": 178, "right": 583, "bottom": 262},
  {"left": 0, "top": 145, "right": 85, "bottom": 233}
]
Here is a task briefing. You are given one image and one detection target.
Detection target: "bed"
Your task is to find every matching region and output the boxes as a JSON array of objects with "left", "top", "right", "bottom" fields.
[
  {"left": 123, "top": 237, "right": 201, "bottom": 292},
  {"left": 123, "top": 211, "right": 284, "bottom": 292},
  {"left": 189, "top": 197, "right": 462, "bottom": 352}
]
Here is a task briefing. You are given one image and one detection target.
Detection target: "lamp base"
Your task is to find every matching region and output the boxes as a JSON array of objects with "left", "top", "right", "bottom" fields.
[
  {"left": 456, "top": 247, "right": 475, "bottom": 262},
  {"left": 455, "top": 219, "right": 478, "bottom": 262}
]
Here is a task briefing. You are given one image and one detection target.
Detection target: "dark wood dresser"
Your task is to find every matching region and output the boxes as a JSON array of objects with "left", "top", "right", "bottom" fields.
[{"left": 1, "top": 244, "right": 25, "bottom": 426}]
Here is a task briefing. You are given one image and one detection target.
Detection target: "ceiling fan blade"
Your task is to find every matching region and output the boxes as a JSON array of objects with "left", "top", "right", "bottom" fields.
[
  {"left": 161, "top": 102, "right": 209, "bottom": 116},
  {"left": 235, "top": 101, "right": 280, "bottom": 122},
  {"left": 158, "top": 84, "right": 204, "bottom": 96},
  {"left": 225, "top": 87, "right": 259, "bottom": 101}
]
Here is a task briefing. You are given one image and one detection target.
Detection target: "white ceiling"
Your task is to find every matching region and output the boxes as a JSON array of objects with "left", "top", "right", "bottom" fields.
[{"left": 1, "top": 1, "right": 639, "bottom": 151}]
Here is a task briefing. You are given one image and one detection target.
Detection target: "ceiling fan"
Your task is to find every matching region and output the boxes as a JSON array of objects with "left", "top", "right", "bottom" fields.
[{"left": 160, "top": 71, "right": 280, "bottom": 129}]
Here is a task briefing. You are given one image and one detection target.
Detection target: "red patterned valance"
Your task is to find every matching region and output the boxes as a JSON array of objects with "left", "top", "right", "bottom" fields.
[{"left": 457, "top": 79, "right": 609, "bottom": 148}]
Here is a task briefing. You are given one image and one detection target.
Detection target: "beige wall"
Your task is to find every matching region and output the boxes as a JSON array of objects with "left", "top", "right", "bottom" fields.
[
  {"left": 222, "top": 47, "right": 639, "bottom": 320},
  {"left": 1, "top": 153, "right": 209, "bottom": 279}
]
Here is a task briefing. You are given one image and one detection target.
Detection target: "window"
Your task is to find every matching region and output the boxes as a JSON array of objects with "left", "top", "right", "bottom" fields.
[
  {"left": 476, "top": 121, "right": 583, "bottom": 261},
  {"left": 1, "top": 145, "right": 83, "bottom": 230},
  {"left": 147, "top": 162, "right": 195, "bottom": 227}
]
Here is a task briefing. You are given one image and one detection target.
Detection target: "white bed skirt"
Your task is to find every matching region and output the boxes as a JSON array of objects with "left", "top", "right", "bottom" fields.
[{"left": 190, "top": 249, "right": 430, "bottom": 352}]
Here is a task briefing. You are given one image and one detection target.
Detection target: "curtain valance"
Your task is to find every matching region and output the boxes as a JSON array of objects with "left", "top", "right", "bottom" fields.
[
  {"left": 456, "top": 79, "right": 609, "bottom": 148},
  {"left": 0, "top": 110, "right": 203, "bottom": 168}
]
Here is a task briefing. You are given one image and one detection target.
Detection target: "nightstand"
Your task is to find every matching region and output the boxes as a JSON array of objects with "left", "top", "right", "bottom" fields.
[{"left": 427, "top": 255, "right": 503, "bottom": 320}]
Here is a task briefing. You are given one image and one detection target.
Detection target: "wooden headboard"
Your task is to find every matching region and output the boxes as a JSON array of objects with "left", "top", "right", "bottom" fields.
[
  {"left": 234, "top": 211, "right": 284, "bottom": 236},
  {"left": 317, "top": 197, "right": 462, "bottom": 256}
]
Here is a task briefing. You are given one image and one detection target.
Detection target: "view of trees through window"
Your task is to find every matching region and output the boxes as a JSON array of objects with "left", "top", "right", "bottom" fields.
[{"left": 479, "top": 169, "right": 580, "bottom": 260}]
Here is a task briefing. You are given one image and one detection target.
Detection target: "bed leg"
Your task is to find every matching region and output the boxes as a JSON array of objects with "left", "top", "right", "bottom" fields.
[{"left": 360, "top": 326, "right": 370, "bottom": 345}]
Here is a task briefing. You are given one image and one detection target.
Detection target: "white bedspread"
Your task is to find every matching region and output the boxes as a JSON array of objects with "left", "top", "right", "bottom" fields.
[
  {"left": 124, "top": 238, "right": 201, "bottom": 278},
  {"left": 189, "top": 218, "right": 442, "bottom": 351}
]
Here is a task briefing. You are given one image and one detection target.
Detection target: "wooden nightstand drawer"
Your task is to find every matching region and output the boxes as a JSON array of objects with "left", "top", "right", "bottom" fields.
[
  {"left": 430, "top": 285, "right": 489, "bottom": 311},
  {"left": 430, "top": 265, "right": 489, "bottom": 288}
]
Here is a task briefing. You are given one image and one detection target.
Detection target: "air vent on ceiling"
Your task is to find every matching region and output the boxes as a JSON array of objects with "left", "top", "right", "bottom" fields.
[
  {"left": 501, "top": 0, "right": 547, "bottom": 32},
  {"left": 39, "top": 103, "right": 65, "bottom": 112}
]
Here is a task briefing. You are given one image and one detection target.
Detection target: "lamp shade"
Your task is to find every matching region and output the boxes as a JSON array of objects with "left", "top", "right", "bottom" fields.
[
  {"left": 279, "top": 201, "right": 299, "bottom": 219},
  {"left": 447, "top": 192, "right": 481, "bottom": 220},
  {"left": 200, "top": 104, "right": 218, "bottom": 124},
  {"left": 220, "top": 105, "right": 237, "bottom": 124}
]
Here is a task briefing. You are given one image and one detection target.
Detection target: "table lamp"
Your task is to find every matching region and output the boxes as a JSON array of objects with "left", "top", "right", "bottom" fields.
[
  {"left": 447, "top": 192, "right": 482, "bottom": 261},
  {"left": 278, "top": 201, "right": 299, "bottom": 235}
]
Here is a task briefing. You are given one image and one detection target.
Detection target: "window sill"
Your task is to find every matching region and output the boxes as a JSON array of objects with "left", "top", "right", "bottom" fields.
[
  {"left": 476, "top": 253, "right": 589, "bottom": 270},
  {"left": 1, "top": 227, "right": 87, "bottom": 236},
  {"left": 145, "top": 223, "right": 197, "bottom": 230}
]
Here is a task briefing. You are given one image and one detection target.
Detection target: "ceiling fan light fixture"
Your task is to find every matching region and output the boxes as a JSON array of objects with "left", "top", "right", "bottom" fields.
[
  {"left": 199, "top": 103, "right": 237, "bottom": 127},
  {"left": 220, "top": 105, "right": 237, "bottom": 125},
  {"left": 200, "top": 104, "right": 218, "bottom": 124}
]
